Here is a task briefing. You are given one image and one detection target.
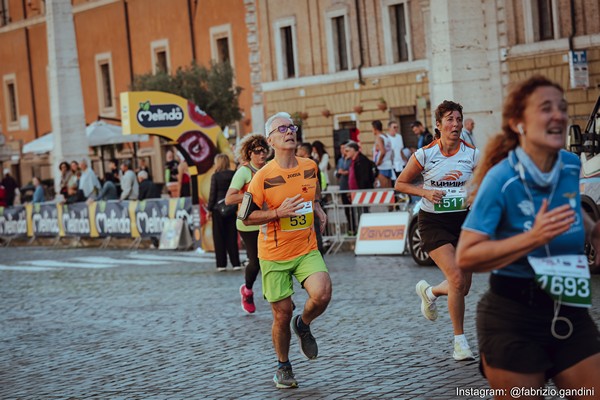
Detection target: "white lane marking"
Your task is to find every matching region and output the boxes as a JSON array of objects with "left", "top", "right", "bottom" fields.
[
  {"left": 0, "top": 265, "right": 58, "bottom": 272},
  {"left": 71, "top": 256, "right": 169, "bottom": 266},
  {"left": 19, "top": 260, "right": 118, "bottom": 269},
  {"left": 127, "top": 254, "right": 214, "bottom": 263}
]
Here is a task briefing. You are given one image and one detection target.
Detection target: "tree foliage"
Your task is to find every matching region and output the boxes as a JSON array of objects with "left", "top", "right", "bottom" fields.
[{"left": 131, "top": 61, "right": 243, "bottom": 128}]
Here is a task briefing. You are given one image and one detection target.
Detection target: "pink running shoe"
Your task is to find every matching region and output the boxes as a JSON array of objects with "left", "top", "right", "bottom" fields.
[{"left": 240, "top": 284, "right": 256, "bottom": 314}]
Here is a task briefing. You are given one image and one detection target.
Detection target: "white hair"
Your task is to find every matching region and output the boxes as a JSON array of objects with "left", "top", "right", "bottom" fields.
[
  {"left": 137, "top": 170, "right": 148, "bottom": 180},
  {"left": 264, "top": 112, "right": 292, "bottom": 137}
]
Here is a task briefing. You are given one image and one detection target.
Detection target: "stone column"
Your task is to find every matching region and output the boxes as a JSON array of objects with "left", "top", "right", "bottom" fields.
[
  {"left": 46, "top": 0, "right": 88, "bottom": 196},
  {"left": 425, "top": 0, "right": 504, "bottom": 147},
  {"left": 244, "top": 0, "right": 265, "bottom": 134}
]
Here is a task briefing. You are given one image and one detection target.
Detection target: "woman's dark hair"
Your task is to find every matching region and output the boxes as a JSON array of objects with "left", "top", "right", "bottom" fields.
[
  {"left": 469, "top": 75, "right": 565, "bottom": 202},
  {"left": 59, "top": 161, "right": 69, "bottom": 171},
  {"left": 372, "top": 120, "right": 383, "bottom": 131},
  {"left": 312, "top": 140, "right": 328, "bottom": 159},
  {"left": 434, "top": 100, "right": 463, "bottom": 124}
]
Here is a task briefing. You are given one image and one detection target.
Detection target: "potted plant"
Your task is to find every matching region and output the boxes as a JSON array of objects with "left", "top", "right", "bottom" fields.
[
  {"left": 377, "top": 98, "right": 388, "bottom": 112},
  {"left": 353, "top": 105, "right": 363, "bottom": 114},
  {"left": 321, "top": 109, "right": 331, "bottom": 118},
  {"left": 300, "top": 112, "right": 309, "bottom": 120}
]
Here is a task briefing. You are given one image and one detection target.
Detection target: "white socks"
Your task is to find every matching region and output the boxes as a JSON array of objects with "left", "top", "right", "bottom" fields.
[
  {"left": 454, "top": 334, "right": 469, "bottom": 346},
  {"left": 426, "top": 286, "right": 437, "bottom": 302}
]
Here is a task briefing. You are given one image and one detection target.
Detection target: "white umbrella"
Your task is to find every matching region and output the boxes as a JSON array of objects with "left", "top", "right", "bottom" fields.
[
  {"left": 22, "top": 122, "right": 149, "bottom": 154},
  {"left": 85, "top": 121, "right": 149, "bottom": 146},
  {"left": 22, "top": 133, "right": 54, "bottom": 154}
]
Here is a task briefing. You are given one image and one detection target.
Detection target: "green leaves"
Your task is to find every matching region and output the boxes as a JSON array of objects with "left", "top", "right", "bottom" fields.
[{"left": 131, "top": 61, "right": 243, "bottom": 128}]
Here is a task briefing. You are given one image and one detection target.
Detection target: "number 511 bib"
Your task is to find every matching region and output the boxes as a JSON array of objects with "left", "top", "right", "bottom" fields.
[{"left": 528, "top": 255, "right": 591, "bottom": 308}]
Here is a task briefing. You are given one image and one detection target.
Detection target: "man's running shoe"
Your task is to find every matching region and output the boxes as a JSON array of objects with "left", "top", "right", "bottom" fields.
[
  {"left": 415, "top": 280, "right": 438, "bottom": 321},
  {"left": 239, "top": 284, "right": 256, "bottom": 314},
  {"left": 453, "top": 337, "right": 475, "bottom": 361},
  {"left": 292, "top": 315, "right": 318, "bottom": 360},
  {"left": 273, "top": 365, "right": 298, "bottom": 389}
]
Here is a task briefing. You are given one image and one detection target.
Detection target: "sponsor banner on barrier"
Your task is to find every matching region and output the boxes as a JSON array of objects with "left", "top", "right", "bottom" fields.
[
  {"left": 1, "top": 198, "right": 195, "bottom": 239},
  {"left": 355, "top": 211, "right": 410, "bottom": 255},
  {"left": 0, "top": 206, "right": 27, "bottom": 237},
  {"left": 28, "top": 203, "right": 61, "bottom": 237},
  {"left": 169, "top": 197, "right": 192, "bottom": 221},
  {"left": 134, "top": 199, "right": 170, "bottom": 237},
  {"left": 61, "top": 203, "right": 92, "bottom": 237},
  {"left": 89, "top": 200, "right": 132, "bottom": 238}
]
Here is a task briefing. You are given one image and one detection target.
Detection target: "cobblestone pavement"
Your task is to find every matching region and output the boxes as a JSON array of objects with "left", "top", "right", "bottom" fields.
[{"left": 1, "top": 247, "right": 599, "bottom": 400}]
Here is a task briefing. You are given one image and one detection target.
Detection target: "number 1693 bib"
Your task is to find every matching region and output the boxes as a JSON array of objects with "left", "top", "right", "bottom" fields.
[{"left": 528, "top": 255, "right": 591, "bottom": 308}]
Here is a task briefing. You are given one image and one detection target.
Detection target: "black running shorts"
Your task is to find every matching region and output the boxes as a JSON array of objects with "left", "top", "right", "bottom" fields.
[
  {"left": 417, "top": 209, "right": 468, "bottom": 253},
  {"left": 477, "top": 277, "right": 600, "bottom": 379}
]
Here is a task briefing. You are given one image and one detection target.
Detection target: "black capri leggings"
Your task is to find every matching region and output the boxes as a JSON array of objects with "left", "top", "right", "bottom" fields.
[{"left": 239, "top": 230, "right": 260, "bottom": 289}]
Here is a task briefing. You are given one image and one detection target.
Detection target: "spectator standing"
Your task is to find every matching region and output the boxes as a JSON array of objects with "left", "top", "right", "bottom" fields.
[
  {"left": 334, "top": 141, "right": 356, "bottom": 235},
  {"left": 78, "top": 158, "right": 101, "bottom": 199},
  {"left": 119, "top": 160, "right": 139, "bottom": 200},
  {"left": 106, "top": 159, "right": 120, "bottom": 183},
  {"left": 371, "top": 120, "right": 393, "bottom": 187},
  {"left": 32, "top": 177, "right": 45, "bottom": 203},
  {"left": 460, "top": 118, "right": 476, "bottom": 147},
  {"left": 58, "top": 162, "right": 72, "bottom": 197},
  {"left": 0, "top": 181, "right": 7, "bottom": 207},
  {"left": 177, "top": 152, "right": 191, "bottom": 198},
  {"left": 311, "top": 140, "right": 330, "bottom": 188},
  {"left": 297, "top": 143, "right": 326, "bottom": 255},
  {"left": 207, "top": 154, "right": 240, "bottom": 272},
  {"left": 164, "top": 149, "right": 179, "bottom": 183},
  {"left": 411, "top": 121, "right": 434, "bottom": 149},
  {"left": 137, "top": 170, "right": 161, "bottom": 200},
  {"left": 68, "top": 160, "right": 80, "bottom": 189},
  {"left": 138, "top": 159, "right": 151, "bottom": 179},
  {"left": 2, "top": 168, "right": 18, "bottom": 206},
  {"left": 387, "top": 121, "right": 405, "bottom": 178},
  {"left": 345, "top": 141, "right": 374, "bottom": 190},
  {"left": 345, "top": 140, "right": 375, "bottom": 232}
]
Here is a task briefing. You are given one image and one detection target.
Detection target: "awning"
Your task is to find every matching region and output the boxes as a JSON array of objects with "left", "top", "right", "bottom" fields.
[{"left": 21, "top": 121, "right": 150, "bottom": 154}]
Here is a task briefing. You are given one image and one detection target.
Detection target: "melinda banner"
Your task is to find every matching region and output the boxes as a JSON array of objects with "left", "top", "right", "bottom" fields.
[
  {"left": 0, "top": 199, "right": 193, "bottom": 239},
  {"left": 0, "top": 206, "right": 27, "bottom": 237}
]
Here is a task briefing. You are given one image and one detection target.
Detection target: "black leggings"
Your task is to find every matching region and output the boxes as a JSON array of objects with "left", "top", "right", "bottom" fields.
[
  {"left": 239, "top": 230, "right": 260, "bottom": 289},
  {"left": 212, "top": 212, "right": 240, "bottom": 269}
]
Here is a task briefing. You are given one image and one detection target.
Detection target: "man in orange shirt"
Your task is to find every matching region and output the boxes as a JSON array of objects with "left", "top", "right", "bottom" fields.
[{"left": 241, "top": 112, "right": 332, "bottom": 389}]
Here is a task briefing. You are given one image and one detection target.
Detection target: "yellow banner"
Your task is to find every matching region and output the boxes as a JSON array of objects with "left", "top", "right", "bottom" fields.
[{"left": 120, "top": 91, "right": 233, "bottom": 203}]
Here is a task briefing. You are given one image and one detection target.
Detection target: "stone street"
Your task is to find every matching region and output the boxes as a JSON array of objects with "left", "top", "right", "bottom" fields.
[{"left": 1, "top": 247, "right": 599, "bottom": 399}]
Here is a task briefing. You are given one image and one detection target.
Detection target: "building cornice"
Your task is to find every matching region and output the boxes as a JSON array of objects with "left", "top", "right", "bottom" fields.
[
  {"left": 262, "top": 59, "right": 428, "bottom": 92},
  {"left": 0, "top": 0, "right": 121, "bottom": 33},
  {"left": 509, "top": 34, "right": 600, "bottom": 57}
]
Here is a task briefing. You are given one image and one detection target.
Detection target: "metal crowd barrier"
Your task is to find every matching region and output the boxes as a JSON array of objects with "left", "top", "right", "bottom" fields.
[{"left": 321, "top": 186, "right": 410, "bottom": 255}]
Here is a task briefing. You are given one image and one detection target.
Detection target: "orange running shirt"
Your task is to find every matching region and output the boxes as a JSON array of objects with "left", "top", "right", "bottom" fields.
[{"left": 246, "top": 156, "right": 319, "bottom": 261}]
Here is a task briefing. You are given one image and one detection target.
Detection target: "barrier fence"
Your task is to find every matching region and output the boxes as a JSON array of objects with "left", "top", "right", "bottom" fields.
[
  {"left": 0, "top": 198, "right": 192, "bottom": 244},
  {"left": 1, "top": 189, "right": 407, "bottom": 254},
  {"left": 321, "top": 187, "right": 410, "bottom": 255}
]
